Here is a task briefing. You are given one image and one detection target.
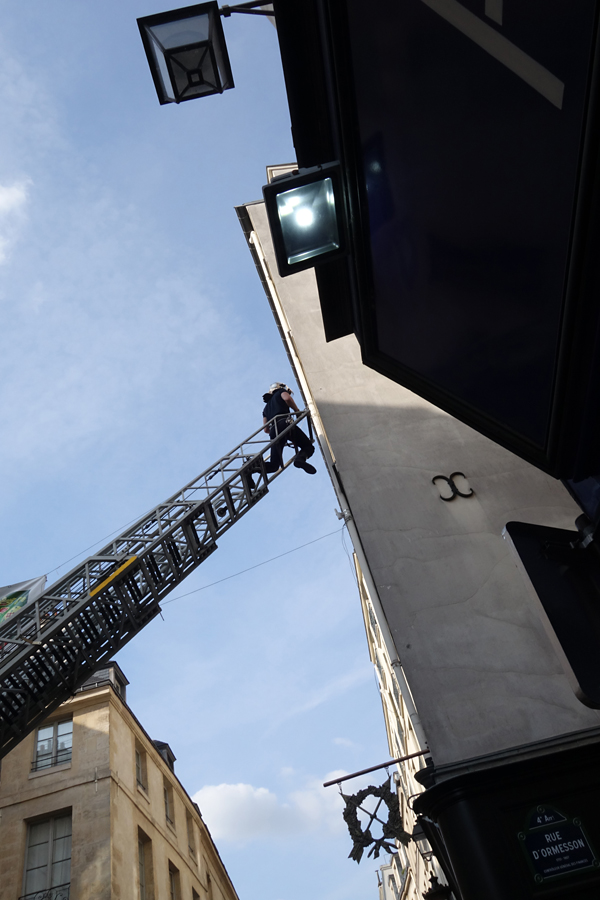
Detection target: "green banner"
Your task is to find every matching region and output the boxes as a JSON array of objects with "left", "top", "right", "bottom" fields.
[{"left": 0, "top": 576, "right": 47, "bottom": 628}]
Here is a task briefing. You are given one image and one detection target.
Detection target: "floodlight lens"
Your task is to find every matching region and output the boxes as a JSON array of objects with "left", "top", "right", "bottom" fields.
[
  {"left": 275, "top": 177, "right": 340, "bottom": 266},
  {"left": 295, "top": 208, "right": 314, "bottom": 227}
]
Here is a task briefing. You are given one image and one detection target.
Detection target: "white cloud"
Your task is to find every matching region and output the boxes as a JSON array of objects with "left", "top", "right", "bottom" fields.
[
  {"left": 333, "top": 737, "right": 356, "bottom": 748},
  {"left": 289, "top": 775, "right": 347, "bottom": 831},
  {"left": 0, "top": 37, "right": 243, "bottom": 494},
  {"left": 0, "top": 182, "right": 28, "bottom": 215},
  {"left": 193, "top": 773, "right": 348, "bottom": 843},
  {"left": 0, "top": 176, "right": 235, "bottom": 489},
  {"left": 0, "top": 179, "right": 30, "bottom": 263}
]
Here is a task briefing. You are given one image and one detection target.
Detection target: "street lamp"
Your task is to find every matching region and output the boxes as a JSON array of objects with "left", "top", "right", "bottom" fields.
[
  {"left": 262, "top": 162, "right": 348, "bottom": 277},
  {"left": 138, "top": 4, "right": 347, "bottom": 278},
  {"left": 137, "top": 1, "right": 272, "bottom": 104},
  {"left": 137, "top": 2, "right": 233, "bottom": 103}
]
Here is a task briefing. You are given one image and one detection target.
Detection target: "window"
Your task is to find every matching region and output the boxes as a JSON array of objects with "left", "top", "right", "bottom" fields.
[
  {"left": 393, "top": 724, "right": 404, "bottom": 758},
  {"left": 375, "top": 654, "right": 387, "bottom": 690},
  {"left": 367, "top": 603, "right": 381, "bottom": 647},
  {"left": 168, "top": 862, "right": 180, "bottom": 900},
  {"left": 138, "top": 828, "right": 154, "bottom": 900},
  {"left": 135, "top": 741, "right": 148, "bottom": 790},
  {"left": 164, "top": 777, "right": 175, "bottom": 826},
  {"left": 186, "top": 810, "right": 196, "bottom": 857},
  {"left": 138, "top": 837, "right": 146, "bottom": 899},
  {"left": 23, "top": 812, "right": 71, "bottom": 897},
  {"left": 33, "top": 720, "right": 73, "bottom": 771}
]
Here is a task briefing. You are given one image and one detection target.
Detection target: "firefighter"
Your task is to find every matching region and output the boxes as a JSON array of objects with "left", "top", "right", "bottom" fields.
[{"left": 262, "top": 383, "right": 316, "bottom": 474}]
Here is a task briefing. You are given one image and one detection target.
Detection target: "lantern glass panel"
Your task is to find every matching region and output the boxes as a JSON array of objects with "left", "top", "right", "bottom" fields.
[
  {"left": 145, "top": 30, "right": 176, "bottom": 101},
  {"left": 147, "top": 15, "right": 210, "bottom": 50},
  {"left": 210, "top": 21, "right": 232, "bottom": 94},
  {"left": 166, "top": 43, "right": 220, "bottom": 99},
  {"left": 138, "top": 3, "right": 233, "bottom": 104},
  {"left": 276, "top": 178, "right": 340, "bottom": 265}
]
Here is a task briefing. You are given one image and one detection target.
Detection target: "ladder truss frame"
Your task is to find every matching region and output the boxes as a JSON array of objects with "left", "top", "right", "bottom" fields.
[{"left": 0, "top": 411, "right": 314, "bottom": 758}]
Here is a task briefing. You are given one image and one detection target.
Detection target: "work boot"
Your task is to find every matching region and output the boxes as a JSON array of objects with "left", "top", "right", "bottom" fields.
[{"left": 294, "top": 458, "right": 317, "bottom": 474}]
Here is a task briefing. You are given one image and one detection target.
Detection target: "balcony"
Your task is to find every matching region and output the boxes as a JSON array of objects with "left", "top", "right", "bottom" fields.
[
  {"left": 20, "top": 885, "right": 70, "bottom": 900},
  {"left": 31, "top": 748, "right": 72, "bottom": 772}
]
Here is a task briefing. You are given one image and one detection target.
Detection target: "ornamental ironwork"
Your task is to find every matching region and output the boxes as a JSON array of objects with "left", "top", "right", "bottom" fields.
[
  {"left": 341, "top": 778, "right": 411, "bottom": 863},
  {"left": 19, "top": 884, "right": 70, "bottom": 900}
]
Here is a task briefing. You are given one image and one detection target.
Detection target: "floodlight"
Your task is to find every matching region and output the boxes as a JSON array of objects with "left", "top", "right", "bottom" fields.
[{"left": 263, "top": 162, "right": 348, "bottom": 276}]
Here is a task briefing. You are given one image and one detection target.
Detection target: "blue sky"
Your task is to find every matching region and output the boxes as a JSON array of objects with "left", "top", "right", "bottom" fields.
[{"left": 0, "top": 3, "right": 391, "bottom": 899}]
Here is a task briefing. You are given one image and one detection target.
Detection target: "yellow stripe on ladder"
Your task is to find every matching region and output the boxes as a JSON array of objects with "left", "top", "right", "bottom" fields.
[{"left": 89, "top": 556, "right": 138, "bottom": 598}]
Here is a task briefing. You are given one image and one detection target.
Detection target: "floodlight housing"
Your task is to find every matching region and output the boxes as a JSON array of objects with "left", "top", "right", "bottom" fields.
[
  {"left": 138, "top": 2, "right": 234, "bottom": 104},
  {"left": 263, "top": 162, "right": 348, "bottom": 277}
]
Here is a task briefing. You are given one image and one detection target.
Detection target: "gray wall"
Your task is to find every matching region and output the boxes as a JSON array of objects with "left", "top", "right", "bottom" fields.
[{"left": 244, "top": 201, "right": 600, "bottom": 769}]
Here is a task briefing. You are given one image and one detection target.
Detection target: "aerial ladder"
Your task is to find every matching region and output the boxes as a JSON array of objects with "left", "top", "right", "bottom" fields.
[{"left": 0, "top": 411, "right": 314, "bottom": 760}]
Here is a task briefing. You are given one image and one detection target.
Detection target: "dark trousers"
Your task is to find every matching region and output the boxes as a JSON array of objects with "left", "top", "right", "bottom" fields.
[{"left": 265, "top": 416, "right": 313, "bottom": 473}]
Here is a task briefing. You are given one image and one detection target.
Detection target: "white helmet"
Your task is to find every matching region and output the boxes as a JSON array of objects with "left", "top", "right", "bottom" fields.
[{"left": 268, "top": 382, "right": 292, "bottom": 394}]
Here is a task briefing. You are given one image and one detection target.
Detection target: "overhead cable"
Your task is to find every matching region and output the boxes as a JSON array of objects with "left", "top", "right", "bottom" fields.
[{"left": 163, "top": 526, "right": 344, "bottom": 605}]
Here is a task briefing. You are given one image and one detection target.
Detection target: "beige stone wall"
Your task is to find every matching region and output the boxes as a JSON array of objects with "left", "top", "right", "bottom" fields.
[
  {"left": 0, "top": 682, "right": 239, "bottom": 900},
  {"left": 108, "top": 696, "right": 236, "bottom": 900},
  {"left": 0, "top": 689, "right": 112, "bottom": 900}
]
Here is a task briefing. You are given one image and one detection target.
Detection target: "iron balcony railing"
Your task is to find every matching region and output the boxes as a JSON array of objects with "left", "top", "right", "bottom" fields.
[
  {"left": 19, "top": 885, "right": 70, "bottom": 900},
  {"left": 31, "top": 748, "right": 72, "bottom": 772}
]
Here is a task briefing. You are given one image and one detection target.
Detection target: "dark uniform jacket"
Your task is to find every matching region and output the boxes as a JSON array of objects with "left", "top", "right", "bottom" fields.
[{"left": 263, "top": 389, "right": 290, "bottom": 423}]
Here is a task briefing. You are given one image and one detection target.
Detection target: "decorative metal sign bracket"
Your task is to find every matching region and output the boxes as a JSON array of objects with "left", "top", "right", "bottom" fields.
[
  {"left": 341, "top": 778, "right": 412, "bottom": 863},
  {"left": 323, "top": 749, "right": 431, "bottom": 788},
  {"left": 432, "top": 472, "right": 474, "bottom": 501}
]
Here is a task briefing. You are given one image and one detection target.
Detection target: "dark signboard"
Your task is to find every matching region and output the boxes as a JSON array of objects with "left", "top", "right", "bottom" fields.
[
  {"left": 518, "top": 806, "right": 598, "bottom": 884},
  {"left": 503, "top": 520, "right": 600, "bottom": 708},
  {"left": 274, "top": 0, "right": 600, "bottom": 479},
  {"left": 341, "top": 0, "right": 600, "bottom": 478}
]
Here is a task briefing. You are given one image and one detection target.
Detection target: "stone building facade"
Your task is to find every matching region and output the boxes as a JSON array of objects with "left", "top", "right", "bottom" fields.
[
  {"left": 237, "top": 190, "right": 600, "bottom": 899},
  {"left": 0, "top": 662, "right": 239, "bottom": 900},
  {"left": 355, "top": 557, "right": 434, "bottom": 900}
]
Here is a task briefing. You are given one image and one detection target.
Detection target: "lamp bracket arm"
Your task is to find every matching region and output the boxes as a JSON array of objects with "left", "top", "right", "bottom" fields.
[{"left": 220, "top": 2, "right": 274, "bottom": 16}]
